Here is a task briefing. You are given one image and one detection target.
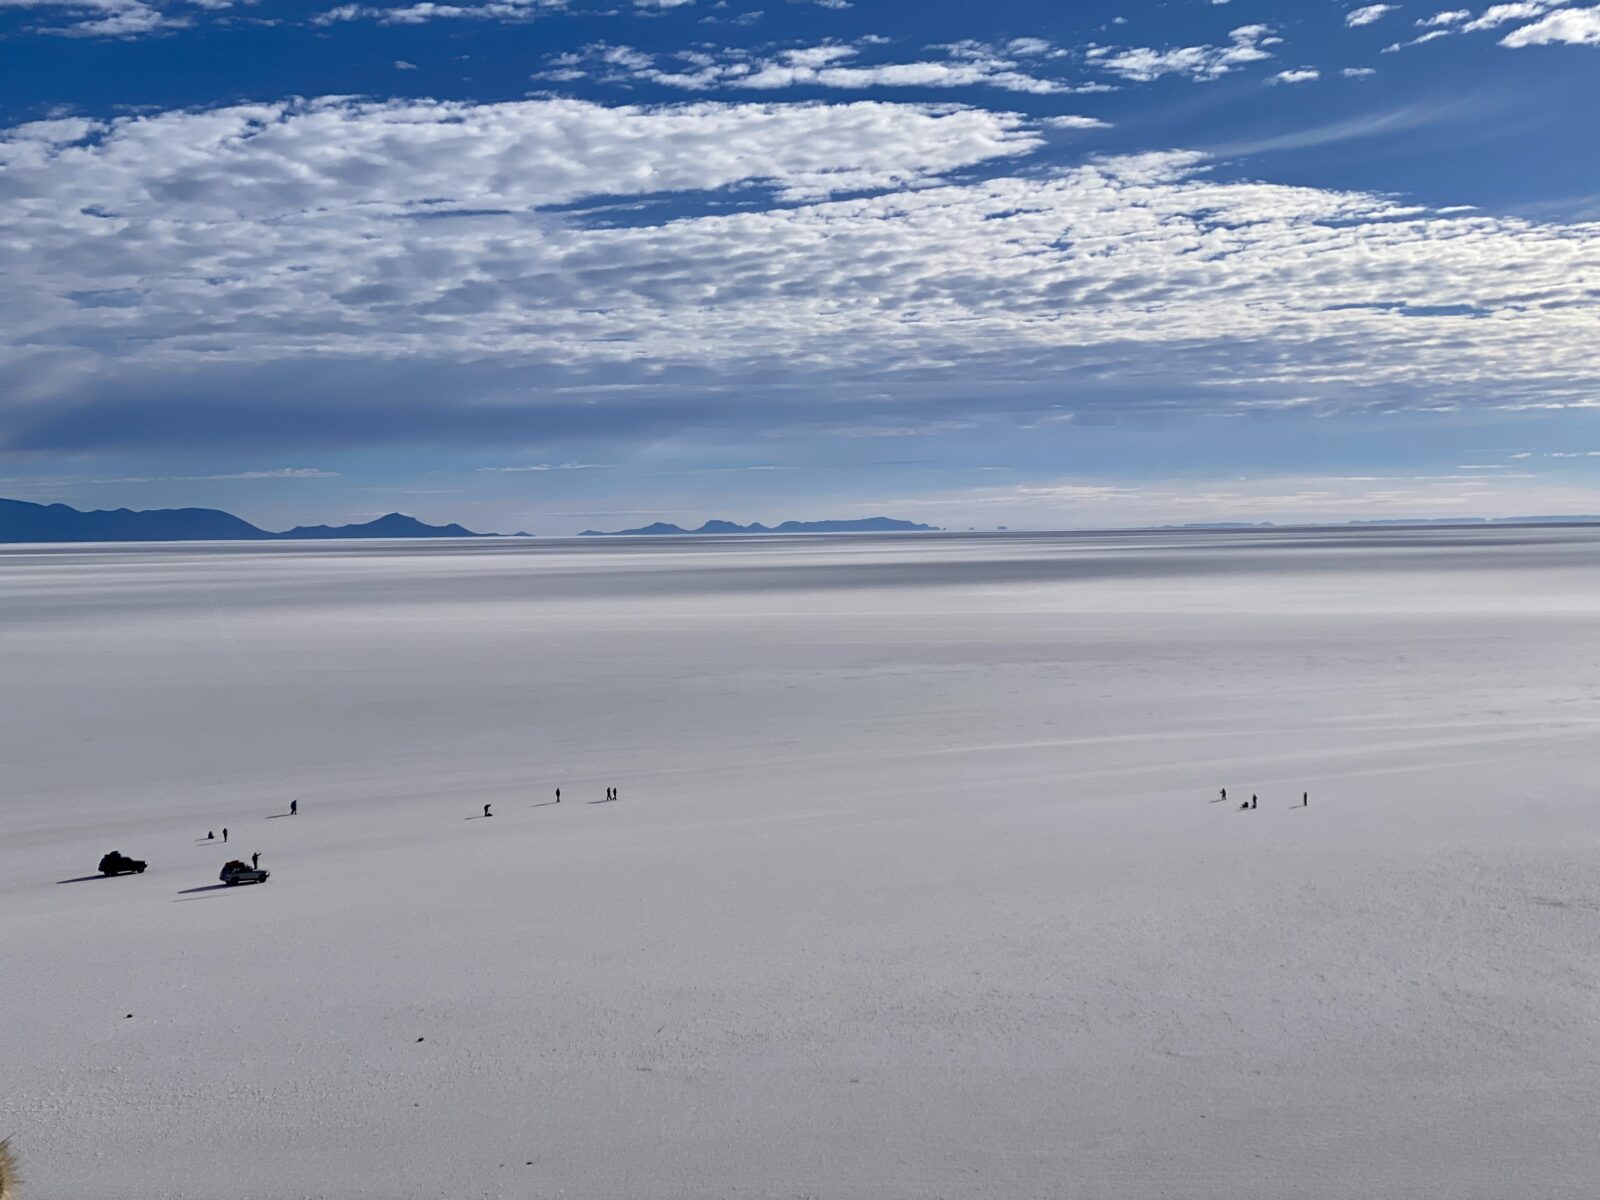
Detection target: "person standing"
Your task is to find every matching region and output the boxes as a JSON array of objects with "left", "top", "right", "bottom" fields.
[
  {"left": 1250, "top": 796, "right": 1257, "bottom": 811},
  {"left": 251, "top": 852, "right": 260, "bottom": 869},
  {"left": 223, "top": 827, "right": 229, "bottom": 842},
  {"left": 555, "top": 788, "right": 560, "bottom": 804},
  {"left": 1303, "top": 792, "right": 1308, "bottom": 807},
  {"left": 290, "top": 799, "right": 298, "bottom": 816},
  {"left": 1220, "top": 787, "right": 1227, "bottom": 803}
]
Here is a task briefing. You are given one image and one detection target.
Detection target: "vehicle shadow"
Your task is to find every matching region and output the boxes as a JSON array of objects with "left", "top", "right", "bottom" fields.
[
  {"left": 176, "top": 883, "right": 234, "bottom": 895},
  {"left": 56, "top": 874, "right": 112, "bottom": 884}
]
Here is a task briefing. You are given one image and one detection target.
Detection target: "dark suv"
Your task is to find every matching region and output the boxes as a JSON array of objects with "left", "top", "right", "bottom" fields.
[{"left": 98, "top": 851, "right": 147, "bottom": 876}]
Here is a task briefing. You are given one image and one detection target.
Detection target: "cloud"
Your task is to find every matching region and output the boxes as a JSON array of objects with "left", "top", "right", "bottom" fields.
[
  {"left": 1464, "top": 2, "right": 1574, "bottom": 33},
  {"left": 1501, "top": 5, "right": 1600, "bottom": 44},
  {"left": 1383, "top": 1, "right": 1578, "bottom": 49},
  {"left": 0, "top": 96, "right": 1036, "bottom": 209},
  {"left": 1269, "top": 67, "right": 1321, "bottom": 83},
  {"left": 0, "top": 0, "right": 213, "bottom": 37},
  {"left": 1084, "top": 24, "right": 1278, "bottom": 82},
  {"left": 1345, "top": 5, "right": 1397, "bottom": 26},
  {"left": 540, "top": 39, "right": 1110, "bottom": 95},
  {"left": 3, "top": 96, "right": 1600, "bottom": 459},
  {"left": 478, "top": 462, "right": 612, "bottom": 471},
  {"left": 87, "top": 467, "right": 340, "bottom": 483},
  {"left": 313, "top": 0, "right": 566, "bottom": 25}
]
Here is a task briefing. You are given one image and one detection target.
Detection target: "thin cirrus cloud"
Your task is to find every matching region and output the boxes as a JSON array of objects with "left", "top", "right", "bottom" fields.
[
  {"left": 3, "top": 95, "right": 1599, "bottom": 458},
  {"left": 478, "top": 463, "right": 613, "bottom": 471},
  {"left": 87, "top": 467, "right": 341, "bottom": 483}
]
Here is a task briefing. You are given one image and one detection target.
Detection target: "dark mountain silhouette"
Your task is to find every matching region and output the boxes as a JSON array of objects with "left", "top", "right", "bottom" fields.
[
  {"left": 0, "top": 497, "right": 485, "bottom": 543},
  {"left": 278, "top": 513, "right": 481, "bottom": 539},
  {"left": 580, "top": 516, "right": 938, "bottom": 536},
  {"left": 0, "top": 497, "right": 266, "bottom": 543}
]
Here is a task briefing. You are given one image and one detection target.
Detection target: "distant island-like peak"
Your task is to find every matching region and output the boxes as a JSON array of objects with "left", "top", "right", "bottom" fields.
[
  {"left": 579, "top": 516, "right": 939, "bottom": 537},
  {"left": 0, "top": 497, "right": 486, "bottom": 544}
]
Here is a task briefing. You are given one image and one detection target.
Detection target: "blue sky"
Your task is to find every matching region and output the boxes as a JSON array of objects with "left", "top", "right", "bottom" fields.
[{"left": 2, "top": 0, "right": 1599, "bottom": 533}]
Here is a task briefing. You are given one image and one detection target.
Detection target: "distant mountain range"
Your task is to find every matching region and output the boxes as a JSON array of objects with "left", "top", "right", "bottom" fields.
[
  {"left": 8, "top": 496, "right": 1596, "bottom": 545},
  {"left": 0, "top": 497, "right": 482, "bottom": 543},
  {"left": 579, "top": 517, "right": 939, "bottom": 536}
]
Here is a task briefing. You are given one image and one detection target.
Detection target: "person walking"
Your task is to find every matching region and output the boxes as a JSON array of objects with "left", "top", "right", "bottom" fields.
[
  {"left": 251, "top": 852, "right": 260, "bottom": 869},
  {"left": 483, "top": 803, "right": 492, "bottom": 818},
  {"left": 290, "top": 799, "right": 298, "bottom": 816}
]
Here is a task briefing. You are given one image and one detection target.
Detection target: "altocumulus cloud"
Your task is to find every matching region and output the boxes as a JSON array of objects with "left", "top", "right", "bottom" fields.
[
  {"left": 539, "top": 39, "right": 1112, "bottom": 95},
  {"left": 1, "top": 95, "right": 1599, "bottom": 455},
  {"left": 1501, "top": 6, "right": 1600, "bottom": 45},
  {"left": 0, "top": 0, "right": 212, "bottom": 37}
]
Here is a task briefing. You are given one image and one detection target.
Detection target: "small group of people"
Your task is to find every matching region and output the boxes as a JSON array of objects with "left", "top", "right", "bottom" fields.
[
  {"left": 1219, "top": 787, "right": 1309, "bottom": 811},
  {"left": 205, "top": 797, "right": 296, "bottom": 841},
  {"left": 486, "top": 785, "right": 618, "bottom": 818}
]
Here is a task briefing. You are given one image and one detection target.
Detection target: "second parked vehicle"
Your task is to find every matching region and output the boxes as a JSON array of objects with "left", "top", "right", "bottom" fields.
[{"left": 219, "top": 860, "right": 270, "bottom": 886}]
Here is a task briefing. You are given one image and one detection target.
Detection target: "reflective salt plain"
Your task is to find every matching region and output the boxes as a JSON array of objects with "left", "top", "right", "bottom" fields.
[{"left": 2, "top": 528, "right": 1598, "bottom": 1199}]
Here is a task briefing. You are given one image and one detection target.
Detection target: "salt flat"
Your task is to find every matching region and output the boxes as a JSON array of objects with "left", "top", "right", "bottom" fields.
[{"left": 2, "top": 529, "right": 1598, "bottom": 1200}]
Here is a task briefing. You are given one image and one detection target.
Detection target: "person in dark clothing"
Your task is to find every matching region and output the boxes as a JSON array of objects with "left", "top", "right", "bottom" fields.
[
  {"left": 1303, "top": 792, "right": 1308, "bottom": 807},
  {"left": 555, "top": 788, "right": 560, "bottom": 804},
  {"left": 223, "top": 827, "right": 228, "bottom": 842},
  {"left": 207, "top": 830, "right": 214, "bottom": 840},
  {"left": 1250, "top": 796, "right": 1257, "bottom": 810},
  {"left": 484, "top": 803, "right": 492, "bottom": 818},
  {"left": 1238, "top": 800, "right": 1249, "bottom": 811},
  {"left": 1220, "top": 788, "right": 1227, "bottom": 802},
  {"left": 251, "top": 852, "right": 260, "bottom": 869},
  {"left": 290, "top": 799, "right": 298, "bottom": 816}
]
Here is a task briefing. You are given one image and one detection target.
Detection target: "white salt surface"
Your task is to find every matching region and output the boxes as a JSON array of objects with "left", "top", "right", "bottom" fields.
[{"left": 2, "top": 529, "right": 1598, "bottom": 1199}]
